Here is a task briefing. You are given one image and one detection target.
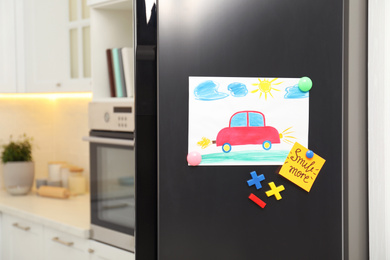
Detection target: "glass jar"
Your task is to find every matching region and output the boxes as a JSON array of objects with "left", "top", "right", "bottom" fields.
[
  {"left": 48, "top": 161, "right": 67, "bottom": 182},
  {"left": 68, "top": 166, "right": 86, "bottom": 195},
  {"left": 60, "top": 164, "right": 73, "bottom": 188}
]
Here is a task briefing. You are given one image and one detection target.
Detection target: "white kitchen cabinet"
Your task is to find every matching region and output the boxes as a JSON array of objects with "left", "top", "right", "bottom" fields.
[
  {"left": 44, "top": 227, "right": 89, "bottom": 260},
  {"left": 0, "top": 0, "right": 91, "bottom": 93},
  {"left": 88, "top": 240, "right": 134, "bottom": 260},
  {"left": 2, "top": 214, "right": 44, "bottom": 260},
  {"left": 22, "top": 0, "right": 92, "bottom": 93},
  {"left": 0, "top": 212, "right": 133, "bottom": 260},
  {"left": 0, "top": 213, "right": 2, "bottom": 258},
  {"left": 89, "top": 0, "right": 134, "bottom": 100},
  {"left": 0, "top": 0, "right": 17, "bottom": 93},
  {"left": 0, "top": 213, "right": 90, "bottom": 260}
]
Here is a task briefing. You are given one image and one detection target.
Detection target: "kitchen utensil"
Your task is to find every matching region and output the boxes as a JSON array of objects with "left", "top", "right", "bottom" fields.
[{"left": 37, "top": 186, "right": 70, "bottom": 199}]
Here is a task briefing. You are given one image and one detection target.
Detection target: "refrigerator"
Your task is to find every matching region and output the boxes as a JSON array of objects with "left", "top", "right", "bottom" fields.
[{"left": 155, "top": 0, "right": 350, "bottom": 259}]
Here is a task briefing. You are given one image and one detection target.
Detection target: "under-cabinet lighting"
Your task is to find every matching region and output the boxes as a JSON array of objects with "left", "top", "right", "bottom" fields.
[{"left": 0, "top": 92, "right": 92, "bottom": 100}]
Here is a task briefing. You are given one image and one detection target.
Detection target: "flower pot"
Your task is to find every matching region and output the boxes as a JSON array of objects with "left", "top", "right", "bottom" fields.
[{"left": 3, "top": 161, "right": 34, "bottom": 195}]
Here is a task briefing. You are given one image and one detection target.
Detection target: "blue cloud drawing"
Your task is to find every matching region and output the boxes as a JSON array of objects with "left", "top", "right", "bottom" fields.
[
  {"left": 194, "top": 80, "right": 229, "bottom": 101},
  {"left": 227, "top": 82, "right": 248, "bottom": 97},
  {"left": 284, "top": 84, "right": 309, "bottom": 99}
]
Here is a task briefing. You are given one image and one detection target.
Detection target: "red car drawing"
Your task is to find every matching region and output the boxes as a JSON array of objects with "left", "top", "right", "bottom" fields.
[{"left": 216, "top": 111, "right": 280, "bottom": 153}]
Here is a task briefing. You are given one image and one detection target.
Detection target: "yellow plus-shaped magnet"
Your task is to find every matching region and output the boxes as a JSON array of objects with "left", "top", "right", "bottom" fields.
[{"left": 265, "top": 182, "right": 285, "bottom": 200}]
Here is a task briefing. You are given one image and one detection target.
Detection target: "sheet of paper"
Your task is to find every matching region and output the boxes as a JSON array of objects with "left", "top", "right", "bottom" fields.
[
  {"left": 278, "top": 142, "right": 326, "bottom": 192},
  {"left": 188, "top": 76, "right": 310, "bottom": 166}
]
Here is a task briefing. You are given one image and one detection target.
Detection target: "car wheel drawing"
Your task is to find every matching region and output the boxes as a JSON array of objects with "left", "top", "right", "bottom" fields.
[
  {"left": 262, "top": 140, "right": 272, "bottom": 150},
  {"left": 222, "top": 143, "right": 232, "bottom": 153}
]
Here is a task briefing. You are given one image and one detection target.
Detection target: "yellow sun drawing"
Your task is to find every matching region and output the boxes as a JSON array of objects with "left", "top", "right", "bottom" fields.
[
  {"left": 251, "top": 78, "right": 282, "bottom": 100},
  {"left": 279, "top": 127, "right": 297, "bottom": 144}
]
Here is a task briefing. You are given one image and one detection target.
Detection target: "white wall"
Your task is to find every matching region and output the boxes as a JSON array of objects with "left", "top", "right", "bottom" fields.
[
  {"left": 0, "top": 95, "right": 91, "bottom": 190},
  {"left": 369, "top": 0, "right": 390, "bottom": 258}
]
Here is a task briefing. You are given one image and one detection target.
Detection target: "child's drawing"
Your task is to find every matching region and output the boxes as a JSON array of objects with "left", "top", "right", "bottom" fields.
[
  {"left": 188, "top": 76, "right": 310, "bottom": 166},
  {"left": 216, "top": 111, "right": 280, "bottom": 152},
  {"left": 251, "top": 78, "right": 283, "bottom": 100}
]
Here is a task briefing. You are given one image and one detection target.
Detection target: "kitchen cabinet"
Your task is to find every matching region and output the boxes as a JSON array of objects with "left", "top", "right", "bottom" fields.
[
  {"left": 89, "top": 0, "right": 134, "bottom": 100},
  {"left": 22, "top": 0, "right": 91, "bottom": 92},
  {"left": 0, "top": 0, "right": 17, "bottom": 93},
  {"left": 88, "top": 240, "right": 135, "bottom": 260},
  {"left": 0, "top": 0, "right": 91, "bottom": 93},
  {"left": 2, "top": 214, "right": 44, "bottom": 260},
  {"left": 0, "top": 212, "right": 134, "bottom": 260},
  {"left": 23, "top": 0, "right": 91, "bottom": 93},
  {"left": 44, "top": 227, "right": 89, "bottom": 260}
]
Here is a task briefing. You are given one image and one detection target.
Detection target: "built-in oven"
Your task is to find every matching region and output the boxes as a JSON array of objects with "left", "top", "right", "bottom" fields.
[{"left": 83, "top": 101, "right": 136, "bottom": 252}]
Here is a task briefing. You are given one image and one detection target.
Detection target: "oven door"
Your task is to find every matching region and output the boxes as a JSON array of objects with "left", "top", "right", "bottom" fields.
[{"left": 84, "top": 130, "right": 135, "bottom": 252}]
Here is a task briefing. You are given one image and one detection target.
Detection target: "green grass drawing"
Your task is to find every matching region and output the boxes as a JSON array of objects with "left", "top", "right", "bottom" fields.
[{"left": 200, "top": 150, "right": 289, "bottom": 165}]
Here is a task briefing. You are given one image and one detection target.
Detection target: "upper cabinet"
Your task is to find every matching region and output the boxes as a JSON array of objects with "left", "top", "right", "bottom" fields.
[
  {"left": 0, "top": 0, "right": 17, "bottom": 93},
  {"left": 0, "top": 0, "right": 92, "bottom": 93},
  {"left": 88, "top": 0, "right": 134, "bottom": 100}
]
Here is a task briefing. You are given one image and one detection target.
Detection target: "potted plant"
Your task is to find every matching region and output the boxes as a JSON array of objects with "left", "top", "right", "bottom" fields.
[{"left": 1, "top": 134, "right": 34, "bottom": 195}]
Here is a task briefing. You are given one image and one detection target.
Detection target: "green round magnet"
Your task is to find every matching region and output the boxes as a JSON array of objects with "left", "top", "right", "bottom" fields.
[{"left": 298, "top": 77, "right": 312, "bottom": 92}]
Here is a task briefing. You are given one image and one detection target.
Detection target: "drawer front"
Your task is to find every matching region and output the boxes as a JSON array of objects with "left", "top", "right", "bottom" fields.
[
  {"left": 88, "top": 240, "right": 135, "bottom": 260},
  {"left": 2, "top": 214, "right": 44, "bottom": 260},
  {"left": 45, "top": 227, "right": 88, "bottom": 252},
  {"left": 4, "top": 214, "right": 43, "bottom": 236}
]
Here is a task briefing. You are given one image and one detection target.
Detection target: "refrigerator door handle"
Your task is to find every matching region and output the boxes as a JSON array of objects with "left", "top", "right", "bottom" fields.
[
  {"left": 136, "top": 45, "right": 156, "bottom": 61},
  {"left": 82, "top": 136, "right": 134, "bottom": 147}
]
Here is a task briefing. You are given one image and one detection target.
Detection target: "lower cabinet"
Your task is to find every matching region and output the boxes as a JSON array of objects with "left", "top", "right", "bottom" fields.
[
  {"left": 88, "top": 240, "right": 135, "bottom": 260},
  {"left": 44, "top": 227, "right": 89, "bottom": 260},
  {"left": 1, "top": 213, "right": 134, "bottom": 260},
  {"left": 2, "top": 214, "right": 43, "bottom": 260}
]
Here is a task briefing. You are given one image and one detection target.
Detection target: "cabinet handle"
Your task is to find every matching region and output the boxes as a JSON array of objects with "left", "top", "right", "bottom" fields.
[
  {"left": 52, "top": 237, "right": 74, "bottom": 247},
  {"left": 12, "top": 223, "right": 30, "bottom": 231},
  {"left": 88, "top": 248, "right": 95, "bottom": 254}
]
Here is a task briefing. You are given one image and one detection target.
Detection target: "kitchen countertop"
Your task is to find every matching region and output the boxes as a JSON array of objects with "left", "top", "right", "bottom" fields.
[{"left": 0, "top": 189, "right": 90, "bottom": 238}]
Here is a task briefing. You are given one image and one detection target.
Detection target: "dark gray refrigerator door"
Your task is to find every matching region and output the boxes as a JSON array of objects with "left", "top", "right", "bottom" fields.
[{"left": 158, "top": 0, "right": 344, "bottom": 259}]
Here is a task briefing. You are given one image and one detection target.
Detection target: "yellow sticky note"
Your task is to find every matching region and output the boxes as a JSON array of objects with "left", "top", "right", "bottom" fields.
[{"left": 278, "top": 142, "right": 325, "bottom": 192}]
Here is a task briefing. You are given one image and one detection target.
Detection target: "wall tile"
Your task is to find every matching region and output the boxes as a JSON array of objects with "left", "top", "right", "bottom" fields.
[{"left": 0, "top": 96, "right": 91, "bottom": 191}]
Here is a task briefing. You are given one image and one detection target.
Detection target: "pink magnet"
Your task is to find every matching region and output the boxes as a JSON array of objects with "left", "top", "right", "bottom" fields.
[{"left": 187, "top": 151, "right": 202, "bottom": 166}]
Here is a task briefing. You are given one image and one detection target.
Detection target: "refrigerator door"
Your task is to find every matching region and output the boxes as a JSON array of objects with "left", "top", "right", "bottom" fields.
[
  {"left": 158, "top": 0, "right": 344, "bottom": 260},
  {"left": 135, "top": 0, "right": 157, "bottom": 259}
]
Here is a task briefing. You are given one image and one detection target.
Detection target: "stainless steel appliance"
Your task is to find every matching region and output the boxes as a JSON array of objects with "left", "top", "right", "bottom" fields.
[
  {"left": 157, "top": 0, "right": 350, "bottom": 259},
  {"left": 84, "top": 101, "right": 135, "bottom": 252}
]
